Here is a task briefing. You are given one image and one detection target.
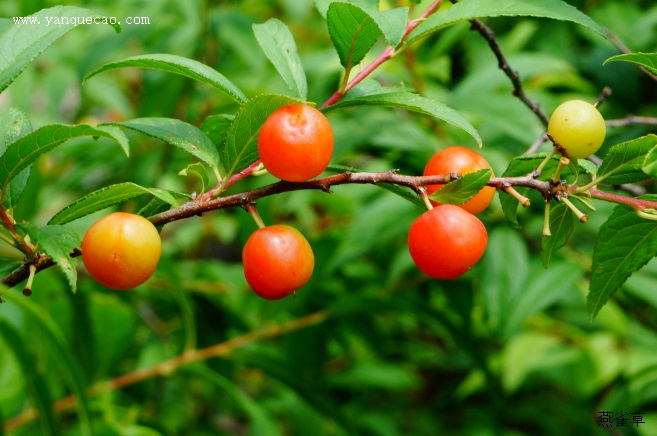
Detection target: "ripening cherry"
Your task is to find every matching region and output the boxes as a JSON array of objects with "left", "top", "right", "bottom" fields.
[
  {"left": 408, "top": 205, "right": 488, "bottom": 280},
  {"left": 258, "top": 103, "right": 334, "bottom": 182},
  {"left": 423, "top": 146, "right": 496, "bottom": 214},
  {"left": 547, "top": 99, "right": 606, "bottom": 159},
  {"left": 242, "top": 224, "right": 314, "bottom": 300},
  {"left": 81, "top": 212, "right": 162, "bottom": 290}
]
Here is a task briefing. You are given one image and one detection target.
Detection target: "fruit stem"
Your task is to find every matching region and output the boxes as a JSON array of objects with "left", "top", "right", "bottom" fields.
[
  {"left": 535, "top": 148, "right": 557, "bottom": 176},
  {"left": 418, "top": 187, "right": 433, "bottom": 211},
  {"left": 245, "top": 203, "right": 266, "bottom": 229},
  {"left": 561, "top": 196, "right": 588, "bottom": 223},
  {"left": 23, "top": 264, "right": 36, "bottom": 296},
  {"left": 503, "top": 186, "right": 531, "bottom": 207},
  {"left": 542, "top": 202, "right": 552, "bottom": 236},
  {"left": 551, "top": 156, "right": 569, "bottom": 183}
]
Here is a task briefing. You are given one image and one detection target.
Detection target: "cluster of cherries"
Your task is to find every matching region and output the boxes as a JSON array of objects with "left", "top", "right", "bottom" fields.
[{"left": 81, "top": 99, "right": 606, "bottom": 299}]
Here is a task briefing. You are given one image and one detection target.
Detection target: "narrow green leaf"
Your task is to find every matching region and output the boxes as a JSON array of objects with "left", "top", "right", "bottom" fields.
[
  {"left": 0, "top": 108, "right": 32, "bottom": 209},
  {"left": 428, "top": 168, "right": 492, "bottom": 205},
  {"left": 541, "top": 203, "right": 574, "bottom": 268},
  {"left": 408, "top": 0, "right": 605, "bottom": 44},
  {"left": 326, "top": 164, "right": 425, "bottom": 209},
  {"left": 104, "top": 118, "right": 220, "bottom": 169},
  {"left": 49, "top": 182, "right": 179, "bottom": 225},
  {"left": 327, "top": 3, "right": 382, "bottom": 69},
  {"left": 201, "top": 114, "right": 234, "bottom": 148},
  {"left": 84, "top": 54, "right": 247, "bottom": 104},
  {"left": 92, "top": 125, "right": 130, "bottom": 156},
  {"left": 0, "top": 6, "right": 120, "bottom": 93},
  {"left": 324, "top": 89, "right": 482, "bottom": 148},
  {"left": 179, "top": 163, "right": 210, "bottom": 194},
  {"left": 0, "top": 124, "right": 126, "bottom": 201},
  {"left": 223, "top": 94, "right": 299, "bottom": 177},
  {"left": 0, "top": 321, "right": 58, "bottom": 435},
  {"left": 0, "top": 290, "right": 93, "bottom": 436},
  {"left": 187, "top": 365, "right": 280, "bottom": 436},
  {"left": 588, "top": 195, "right": 657, "bottom": 319},
  {"left": 20, "top": 223, "right": 80, "bottom": 293},
  {"left": 604, "top": 52, "right": 657, "bottom": 75},
  {"left": 254, "top": 19, "right": 307, "bottom": 99},
  {"left": 596, "top": 135, "right": 657, "bottom": 185}
]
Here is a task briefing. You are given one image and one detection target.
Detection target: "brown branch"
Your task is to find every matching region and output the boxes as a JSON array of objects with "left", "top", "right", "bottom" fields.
[
  {"left": 1, "top": 170, "right": 551, "bottom": 289},
  {"left": 469, "top": 19, "right": 550, "bottom": 126},
  {"left": 3, "top": 311, "right": 329, "bottom": 432}
]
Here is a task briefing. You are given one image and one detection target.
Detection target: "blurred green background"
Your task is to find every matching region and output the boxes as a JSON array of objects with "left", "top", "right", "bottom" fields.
[{"left": 1, "top": 0, "right": 657, "bottom": 434}]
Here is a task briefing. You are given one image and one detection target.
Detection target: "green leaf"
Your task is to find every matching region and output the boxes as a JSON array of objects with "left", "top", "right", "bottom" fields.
[
  {"left": 324, "top": 89, "right": 482, "bottom": 147},
  {"left": 0, "top": 290, "right": 93, "bottom": 436},
  {"left": 201, "top": 114, "right": 234, "bottom": 148},
  {"left": 223, "top": 93, "right": 299, "bottom": 177},
  {"left": 49, "top": 182, "right": 179, "bottom": 225},
  {"left": 104, "top": 118, "right": 220, "bottom": 169},
  {"left": 20, "top": 223, "right": 80, "bottom": 293},
  {"left": 588, "top": 195, "right": 657, "bottom": 319},
  {"left": 604, "top": 52, "right": 657, "bottom": 75},
  {"left": 138, "top": 192, "right": 190, "bottom": 219},
  {"left": 84, "top": 54, "right": 247, "bottom": 104},
  {"left": 187, "top": 365, "right": 280, "bottom": 436},
  {"left": 541, "top": 203, "right": 574, "bottom": 268},
  {"left": 0, "top": 321, "right": 58, "bottom": 435},
  {"left": 428, "top": 168, "right": 492, "bottom": 205},
  {"left": 92, "top": 125, "right": 130, "bottom": 157},
  {"left": 326, "top": 164, "right": 425, "bottom": 209},
  {"left": 179, "top": 163, "right": 210, "bottom": 194},
  {"left": 374, "top": 7, "right": 410, "bottom": 48},
  {"left": 596, "top": 135, "right": 657, "bottom": 185},
  {"left": 0, "top": 6, "right": 120, "bottom": 94},
  {"left": 254, "top": 18, "right": 307, "bottom": 99},
  {"left": 0, "top": 124, "right": 126, "bottom": 202},
  {"left": 408, "top": 0, "right": 605, "bottom": 44},
  {"left": 0, "top": 108, "right": 32, "bottom": 209},
  {"left": 327, "top": 3, "right": 382, "bottom": 69}
]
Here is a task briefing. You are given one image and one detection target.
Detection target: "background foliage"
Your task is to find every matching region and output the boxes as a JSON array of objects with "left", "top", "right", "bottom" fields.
[{"left": 1, "top": 0, "right": 657, "bottom": 434}]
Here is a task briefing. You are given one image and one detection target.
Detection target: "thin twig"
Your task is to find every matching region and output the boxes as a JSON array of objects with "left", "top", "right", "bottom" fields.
[
  {"left": 606, "top": 29, "right": 657, "bottom": 83},
  {"left": 606, "top": 115, "right": 657, "bottom": 128}
]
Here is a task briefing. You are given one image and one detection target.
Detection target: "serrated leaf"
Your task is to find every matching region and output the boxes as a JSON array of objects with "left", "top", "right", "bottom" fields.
[
  {"left": 0, "top": 124, "right": 126, "bottom": 202},
  {"left": 0, "top": 6, "right": 120, "bottom": 94},
  {"left": 0, "top": 321, "right": 58, "bottom": 435},
  {"left": 604, "top": 52, "right": 657, "bottom": 75},
  {"left": 327, "top": 3, "right": 382, "bottom": 69},
  {"left": 201, "top": 114, "right": 234, "bottom": 150},
  {"left": 0, "top": 290, "right": 93, "bottom": 436},
  {"left": 324, "top": 89, "right": 482, "bottom": 147},
  {"left": 0, "top": 108, "right": 32, "bottom": 209},
  {"left": 254, "top": 19, "right": 307, "bottom": 99},
  {"left": 596, "top": 135, "right": 657, "bottom": 185},
  {"left": 20, "top": 223, "right": 80, "bottom": 293},
  {"left": 104, "top": 118, "right": 219, "bottom": 169},
  {"left": 588, "top": 195, "right": 657, "bottom": 319},
  {"left": 408, "top": 0, "right": 605, "bottom": 44},
  {"left": 541, "top": 203, "right": 574, "bottom": 268},
  {"left": 428, "top": 168, "right": 492, "bottom": 205},
  {"left": 92, "top": 124, "right": 130, "bottom": 156},
  {"left": 223, "top": 94, "right": 299, "bottom": 177},
  {"left": 49, "top": 182, "right": 179, "bottom": 225},
  {"left": 315, "top": 0, "right": 378, "bottom": 18},
  {"left": 179, "top": 163, "right": 210, "bottom": 193},
  {"left": 84, "top": 54, "right": 247, "bottom": 104},
  {"left": 326, "top": 164, "right": 425, "bottom": 209}
]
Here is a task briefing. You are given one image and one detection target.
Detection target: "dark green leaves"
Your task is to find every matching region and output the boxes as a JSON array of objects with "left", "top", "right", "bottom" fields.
[
  {"left": 596, "top": 135, "right": 657, "bottom": 185},
  {"left": 408, "top": 0, "right": 605, "bottom": 44},
  {"left": 104, "top": 118, "right": 220, "bottom": 169},
  {"left": 84, "top": 54, "right": 247, "bottom": 104},
  {"left": 49, "top": 183, "right": 180, "bottom": 225},
  {"left": 0, "top": 124, "right": 126, "bottom": 202},
  {"left": 541, "top": 203, "right": 574, "bottom": 268},
  {"left": 20, "top": 223, "right": 80, "bottom": 293},
  {"left": 223, "top": 94, "right": 299, "bottom": 177},
  {"left": 588, "top": 195, "right": 657, "bottom": 319},
  {"left": 254, "top": 19, "right": 307, "bottom": 99},
  {"left": 0, "top": 6, "right": 120, "bottom": 94},
  {"left": 428, "top": 169, "right": 492, "bottom": 205},
  {"left": 604, "top": 52, "right": 657, "bottom": 75},
  {"left": 324, "top": 89, "right": 482, "bottom": 147}
]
